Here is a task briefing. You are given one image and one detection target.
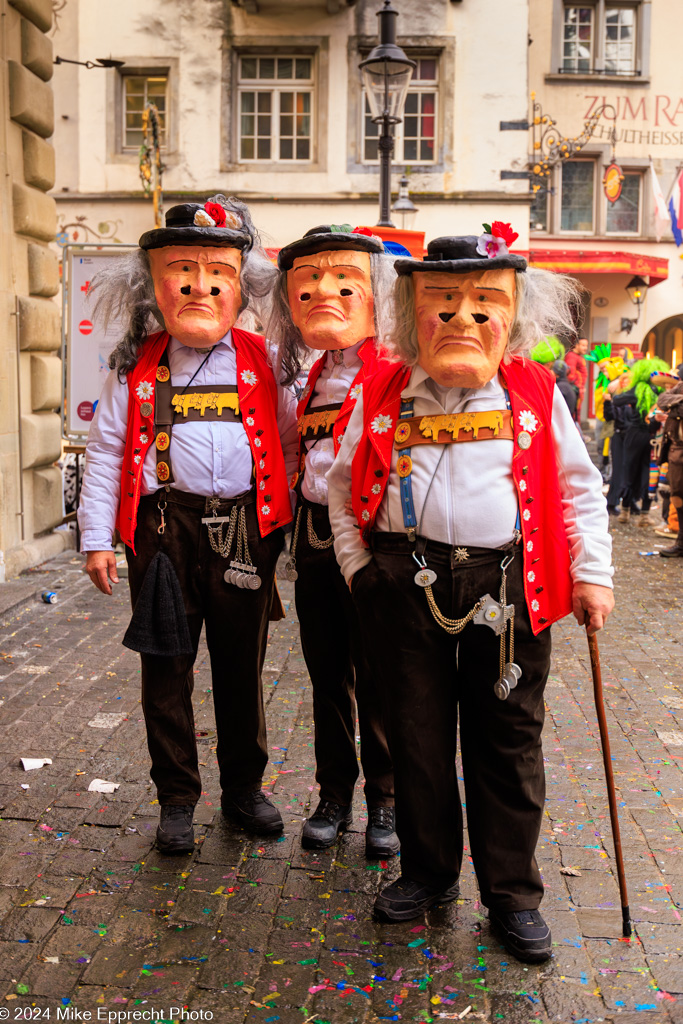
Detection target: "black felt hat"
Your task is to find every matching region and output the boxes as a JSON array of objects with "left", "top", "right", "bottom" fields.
[
  {"left": 395, "top": 235, "right": 527, "bottom": 276},
  {"left": 277, "top": 224, "right": 385, "bottom": 271},
  {"left": 122, "top": 551, "right": 194, "bottom": 657},
  {"left": 139, "top": 202, "right": 253, "bottom": 252}
]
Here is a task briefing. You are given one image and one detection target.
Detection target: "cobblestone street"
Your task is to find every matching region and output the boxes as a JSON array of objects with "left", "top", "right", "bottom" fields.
[{"left": 0, "top": 519, "right": 681, "bottom": 1024}]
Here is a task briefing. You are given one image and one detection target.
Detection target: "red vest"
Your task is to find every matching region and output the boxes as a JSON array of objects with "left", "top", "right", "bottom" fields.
[
  {"left": 351, "top": 355, "right": 573, "bottom": 635},
  {"left": 292, "top": 338, "right": 387, "bottom": 489},
  {"left": 117, "top": 328, "right": 292, "bottom": 552}
]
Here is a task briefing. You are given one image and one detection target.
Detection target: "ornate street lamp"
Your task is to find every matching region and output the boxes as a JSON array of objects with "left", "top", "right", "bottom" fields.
[
  {"left": 620, "top": 275, "right": 649, "bottom": 333},
  {"left": 54, "top": 56, "right": 126, "bottom": 69},
  {"left": 392, "top": 173, "right": 418, "bottom": 229},
  {"left": 359, "top": 1, "right": 415, "bottom": 228}
]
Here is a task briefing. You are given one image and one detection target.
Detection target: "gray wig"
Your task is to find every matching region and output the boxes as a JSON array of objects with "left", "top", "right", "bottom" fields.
[
  {"left": 262, "top": 252, "right": 398, "bottom": 387},
  {"left": 90, "top": 194, "right": 279, "bottom": 376},
  {"left": 381, "top": 267, "right": 585, "bottom": 365}
]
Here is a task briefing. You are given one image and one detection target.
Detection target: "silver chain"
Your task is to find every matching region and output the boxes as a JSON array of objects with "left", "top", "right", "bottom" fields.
[
  {"left": 205, "top": 503, "right": 238, "bottom": 559},
  {"left": 306, "top": 507, "right": 334, "bottom": 550}
]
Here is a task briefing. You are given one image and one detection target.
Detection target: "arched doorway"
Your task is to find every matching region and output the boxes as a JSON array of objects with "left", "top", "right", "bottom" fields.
[{"left": 642, "top": 314, "right": 683, "bottom": 367}]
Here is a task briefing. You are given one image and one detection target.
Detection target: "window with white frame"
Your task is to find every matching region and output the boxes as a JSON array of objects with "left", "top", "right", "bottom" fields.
[
  {"left": 237, "top": 55, "right": 313, "bottom": 162},
  {"left": 560, "top": 2, "right": 640, "bottom": 76},
  {"left": 530, "top": 162, "right": 644, "bottom": 236},
  {"left": 560, "top": 160, "right": 596, "bottom": 232},
  {"left": 363, "top": 56, "right": 438, "bottom": 164},
  {"left": 605, "top": 171, "right": 641, "bottom": 233},
  {"left": 121, "top": 73, "right": 168, "bottom": 150}
]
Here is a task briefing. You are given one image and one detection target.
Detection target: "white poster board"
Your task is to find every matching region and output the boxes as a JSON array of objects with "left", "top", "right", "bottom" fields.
[{"left": 62, "top": 245, "right": 137, "bottom": 439}]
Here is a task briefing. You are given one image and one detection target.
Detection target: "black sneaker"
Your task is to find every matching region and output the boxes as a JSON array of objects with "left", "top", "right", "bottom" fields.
[
  {"left": 301, "top": 800, "right": 352, "bottom": 849},
  {"left": 659, "top": 544, "right": 683, "bottom": 558},
  {"left": 489, "top": 908, "right": 552, "bottom": 963},
  {"left": 222, "top": 789, "right": 283, "bottom": 835},
  {"left": 366, "top": 806, "right": 400, "bottom": 859},
  {"left": 374, "top": 875, "right": 460, "bottom": 922},
  {"left": 156, "top": 804, "right": 195, "bottom": 854}
]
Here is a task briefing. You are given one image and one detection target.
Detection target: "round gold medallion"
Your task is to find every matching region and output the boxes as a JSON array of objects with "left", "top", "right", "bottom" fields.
[
  {"left": 156, "top": 365, "right": 170, "bottom": 382},
  {"left": 395, "top": 421, "right": 412, "bottom": 445},
  {"left": 289, "top": 471, "right": 299, "bottom": 489},
  {"left": 397, "top": 454, "right": 413, "bottom": 478},
  {"left": 517, "top": 431, "right": 532, "bottom": 450},
  {"left": 155, "top": 431, "right": 170, "bottom": 451},
  {"left": 156, "top": 461, "right": 170, "bottom": 482},
  {"left": 140, "top": 401, "right": 153, "bottom": 418}
]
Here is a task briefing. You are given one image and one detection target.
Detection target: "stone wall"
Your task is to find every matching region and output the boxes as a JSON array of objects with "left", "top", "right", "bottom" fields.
[{"left": 0, "top": 0, "right": 69, "bottom": 579}]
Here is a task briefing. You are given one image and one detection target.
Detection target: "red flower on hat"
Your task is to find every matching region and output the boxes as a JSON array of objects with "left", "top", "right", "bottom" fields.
[
  {"left": 352, "top": 226, "right": 374, "bottom": 236},
  {"left": 490, "top": 221, "right": 519, "bottom": 247},
  {"left": 204, "top": 202, "right": 227, "bottom": 228}
]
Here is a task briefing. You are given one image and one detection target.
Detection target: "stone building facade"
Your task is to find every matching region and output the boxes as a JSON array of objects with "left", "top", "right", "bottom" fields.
[
  {"left": 51, "top": 0, "right": 532, "bottom": 249},
  {"left": 528, "top": 0, "right": 683, "bottom": 380},
  {"left": 0, "top": 0, "right": 69, "bottom": 579}
]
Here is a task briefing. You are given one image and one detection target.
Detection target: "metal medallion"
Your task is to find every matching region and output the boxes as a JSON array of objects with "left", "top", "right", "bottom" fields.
[
  {"left": 502, "top": 668, "right": 518, "bottom": 691},
  {"left": 140, "top": 401, "right": 153, "bottom": 418},
  {"left": 494, "top": 677, "right": 511, "bottom": 701},
  {"left": 506, "top": 661, "right": 522, "bottom": 681},
  {"left": 235, "top": 572, "right": 247, "bottom": 588},
  {"left": 223, "top": 569, "right": 236, "bottom": 585},
  {"left": 246, "top": 573, "right": 262, "bottom": 590},
  {"left": 284, "top": 560, "right": 298, "bottom": 582},
  {"left": 517, "top": 431, "right": 532, "bottom": 450},
  {"left": 414, "top": 567, "right": 438, "bottom": 588}
]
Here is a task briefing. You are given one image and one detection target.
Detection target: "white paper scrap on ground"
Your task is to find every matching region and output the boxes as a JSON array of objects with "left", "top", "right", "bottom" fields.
[
  {"left": 21, "top": 757, "right": 52, "bottom": 771},
  {"left": 88, "top": 778, "right": 120, "bottom": 793},
  {"left": 87, "top": 712, "right": 126, "bottom": 729},
  {"left": 657, "top": 731, "right": 683, "bottom": 747}
]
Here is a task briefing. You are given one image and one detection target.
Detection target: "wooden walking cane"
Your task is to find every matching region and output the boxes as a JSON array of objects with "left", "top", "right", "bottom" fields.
[{"left": 587, "top": 632, "right": 632, "bottom": 938}]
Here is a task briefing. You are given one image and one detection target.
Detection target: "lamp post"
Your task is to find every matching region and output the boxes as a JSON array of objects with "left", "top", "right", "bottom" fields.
[
  {"left": 359, "top": 1, "right": 415, "bottom": 228},
  {"left": 620, "top": 275, "right": 649, "bottom": 334},
  {"left": 392, "top": 173, "right": 418, "bottom": 229}
]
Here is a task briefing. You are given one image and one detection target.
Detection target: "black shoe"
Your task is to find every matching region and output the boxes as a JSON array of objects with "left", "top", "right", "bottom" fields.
[
  {"left": 301, "top": 800, "right": 352, "bottom": 849},
  {"left": 489, "top": 908, "right": 552, "bottom": 963},
  {"left": 221, "top": 789, "right": 283, "bottom": 835},
  {"left": 156, "top": 804, "right": 195, "bottom": 854},
  {"left": 366, "top": 806, "right": 400, "bottom": 859},
  {"left": 659, "top": 544, "right": 683, "bottom": 558},
  {"left": 374, "top": 875, "right": 460, "bottom": 922}
]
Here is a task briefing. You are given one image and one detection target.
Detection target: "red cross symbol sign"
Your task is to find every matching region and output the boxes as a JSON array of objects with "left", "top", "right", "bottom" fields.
[{"left": 81, "top": 280, "right": 90, "bottom": 294}]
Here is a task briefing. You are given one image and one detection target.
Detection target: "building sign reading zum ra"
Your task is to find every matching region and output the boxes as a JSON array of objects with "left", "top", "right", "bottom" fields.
[{"left": 584, "top": 95, "right": 683, "bottom": 147}]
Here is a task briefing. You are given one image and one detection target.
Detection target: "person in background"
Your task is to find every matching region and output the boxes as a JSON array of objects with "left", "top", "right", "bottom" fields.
[
  {"left": 565, "top": 338, "right": 588, "bottom": 423},
  {"left": 656, "top": 374, "right": 683, "bottom": 557},
  {"left": 552, "top": 360, "right": 578, "bottom": 420},
  {"left": 611, "top": 358, "right": 669, "bottom": 526}
]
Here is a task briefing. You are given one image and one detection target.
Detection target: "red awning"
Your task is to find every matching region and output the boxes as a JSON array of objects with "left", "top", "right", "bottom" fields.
[{"left": 524, "top": 248, "right": 669, "bottom": 287}]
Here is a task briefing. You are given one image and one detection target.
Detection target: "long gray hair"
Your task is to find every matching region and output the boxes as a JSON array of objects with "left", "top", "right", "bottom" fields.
[
  {"left": 381, "top": 267, "right": 585, "bottom": 365},
  {"left": 262, "top": 253, "right": 398, "bottom": 386},
  {"left": 90, "top": 194, "right": 278, "bottom": 376}
]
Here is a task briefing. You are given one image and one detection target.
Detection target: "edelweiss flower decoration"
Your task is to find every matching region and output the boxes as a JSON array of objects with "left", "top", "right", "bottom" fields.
[
  {"left": 241, "top": 370, "right": 258, "bottom": 386},
  {"left": 518, "top": 410, "right": 538, "bottom": 433},
  {"left": 476, "top": 221, "right": 520, "bottom": 260},
  {"left": 136, "top": 381, "right": 154, "bottom": 401},
  {"left": 371, "top": 414, "right": 392, "bottom": 434},
  {"left": 349, "top": 384, "right": 363, "bottom": 401}
]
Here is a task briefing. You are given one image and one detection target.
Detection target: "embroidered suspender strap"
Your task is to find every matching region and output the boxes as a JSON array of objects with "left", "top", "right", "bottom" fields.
[
  {"left": 392, "top": 410, "right": 514, "bottom": 448},
  {"left": 297, "top": 402, "right": 343, "bottom": 442},
  {"left": 397, "top": 398, "right": 418, "bottom": 541},
  {"left": 154, "top": 350, "right": 174, "bottom": 486}
]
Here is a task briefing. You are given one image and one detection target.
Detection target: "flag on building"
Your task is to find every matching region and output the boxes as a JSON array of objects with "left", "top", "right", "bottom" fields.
[
  {"left": 650, "top": 161, "right": 670, "bottom": 242},
  {"left": 667, "top": 167, "right": 683, "bottom": 247}
]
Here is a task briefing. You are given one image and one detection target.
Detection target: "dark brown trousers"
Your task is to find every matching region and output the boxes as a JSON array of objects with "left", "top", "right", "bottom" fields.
[
  {"left": 352, "top": 534, "right": 552, "bottom": 912},
  {"left": 126, "top": 490, "right": 284, "bottom": 806},
  {"left": 294, "top": 500, "right": 394, "bottom": 808}
]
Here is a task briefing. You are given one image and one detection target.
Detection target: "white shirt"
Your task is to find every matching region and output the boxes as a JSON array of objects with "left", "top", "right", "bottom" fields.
[
  {"left": 327, "top": 365, "right": 613, "bottom": 588},
  {"left": 79, "top": 332, "right": 299, "bottom": 552},
  {"left": 301, "top": 340, "right": 364, "bottom": 506}
]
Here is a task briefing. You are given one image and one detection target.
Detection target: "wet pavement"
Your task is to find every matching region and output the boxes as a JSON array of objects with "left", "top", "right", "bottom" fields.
[{"left": 0, "top": 514, "right": 681, "bottom": 1023}]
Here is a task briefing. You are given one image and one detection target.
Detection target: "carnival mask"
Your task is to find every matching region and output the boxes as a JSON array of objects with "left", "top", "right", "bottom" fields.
[
  {"left": 413, "top": 267, "right": 517, "bottom": 388},
  {"left": 287, "top": 250, "right": 375, "bottom": 349},
  {"left": 148, "top": 245, "right": 243, "bottom": 348}
]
